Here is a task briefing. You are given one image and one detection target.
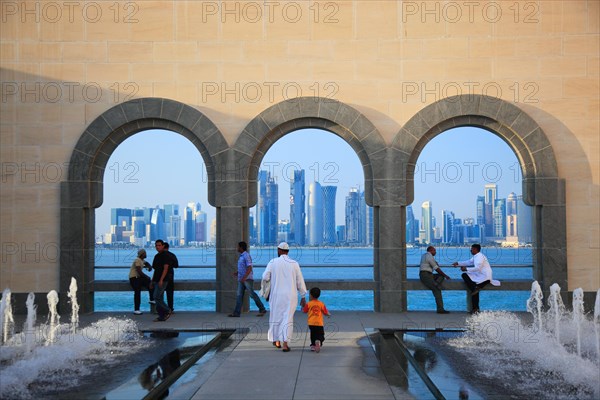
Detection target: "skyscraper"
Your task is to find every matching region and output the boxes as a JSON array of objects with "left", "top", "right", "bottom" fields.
[
  {"left": 345, "top": 188, "right": 361, "bottom": 244},
  {"left": 506, "top": 192, "right": 518, "bottom": 215},
  {"left": 111, "top": 208, "right": 132, "bottom": 228},
  {"left": 484, "top": 184, "right": 497, "bottom": 237},
  {"left": 442, "top": 209, "right": 455, "bottom": 243},
  {"left": 476, "top": 195, "right": 486, "bottom": 241},
  {"left": 359, "top": 191, "right": 367, "bottom": 245},
  {"left": 257, "top": 170, "right": 278, "bottom": 244},
  {"left": 365, "top": 204, "right": 373, "bottom": 245},
  {"left": 150, "top": 207, "right": 165, "bottom": 241},
  {"left": 308, "top": 181, "right": 324, "bottom": 245},
  {"left": 183, "top": 204, "right": 195, "bottom": 244},
  {"left": 406, "top": 205, "right": 416, "bottom": 244},
  {"left": 494, "top": 198, "right": 507, "bottom": 237},
  {"left": 289, "top": 169, "right": 306, "bottom": 246},
  {"left": 164, "top": 204, "right": 180, "bottom": 245},
  {"left": 322, "top": 185, "right": 337, "bottom": 244},
  {"left": 195, "top": 209, "right": 207, "bottom": 242},
  {"left": 421, "top": 201, "right": 433, "bottom": 244}
]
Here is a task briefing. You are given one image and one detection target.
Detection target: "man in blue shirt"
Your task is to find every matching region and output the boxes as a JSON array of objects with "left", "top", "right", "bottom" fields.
[{"left": 229, "top": 241, "right": 267, "bottom": 317}]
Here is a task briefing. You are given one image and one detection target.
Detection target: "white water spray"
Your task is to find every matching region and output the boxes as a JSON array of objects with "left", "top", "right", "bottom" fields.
[
  {"left": 1, "top": 289, "right": 15, "bottom": 345},
  {"left": 68, "top": 277, "right": 79, "bottom": 334},
  {"left": 46, "top": 290, "right": 60, "bottom": 346},
  {"left": 548, "top": 283, "right": 565, "bottom": 343},
  {"left": 24, "top": 293, "right": 37, "bottom": 353},
  {"left": 0, "top": 289, "right": 6, "bottom": 344},
  {"left": 572, "top": 288, "right": 585, "bottom": 357},
  {"left": 527, "top": 281, "right": 544, "bottom": 334}
]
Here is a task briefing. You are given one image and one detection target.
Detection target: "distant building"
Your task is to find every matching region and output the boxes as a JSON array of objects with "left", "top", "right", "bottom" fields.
[
  {"left": 406, "top": 205, "right": 416, "bottom": 244},
  {"left": 421, "top": 201, "right": 433, "bottom": 245},
  {"left": 257, "top": 170, "right": 278, "bottom": 244},
  {"left": 494, "top": 198, "right": 507, "bottom": 238},
  {"left": 289, "top": 169, "right": 306, "bottom": 246},
  {"left": 308, "top": 181, "right": 323, "bottom": 245},
  {"left": 322, "top": 185, "right": 337, "bottom": 244},
  {"left": 484, "top": 184, "right": 497, "bottom": 238},
  {"left": 442, "top": 209, "right": 454, "bottom": 243},
  {"left": 278, "top": 219, "right": 290, "bottom": 242},
  {"left": 345, "top": 188, "right": 361, "bottom": 244},
  {"left": 336, "top": 225, "right": 345, "bottom": 243}
]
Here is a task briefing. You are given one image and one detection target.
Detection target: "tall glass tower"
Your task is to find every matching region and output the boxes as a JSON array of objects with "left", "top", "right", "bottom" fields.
[
  {"left": 484, "top": 184, "right": 497, "bottom": 237},
  {"left": 442, "top": 209, "right": 454, "bottom": 243},
  {"left": 494, "top": 198, "right": 507, "bottom": 237},
  {"left": 421, "top": 201, "right": 433, "bottom": 245},
  {"left": 345, "top": 188, "right": 360, "bottom": 244},
  {"left": 406, "top": 205, "right": 415, "bottom": 244},
  {"left": 289, "top": 170, "right": 306, "bottom": 246},
  {"left": 322, "top": 185, "right": 337, "bottom": 244},
  {"left": 308, "top": 181, "right": 323, "bottom": 245},
  {"left": 257, "top": 170, "right": 278, "bottom": 244}
]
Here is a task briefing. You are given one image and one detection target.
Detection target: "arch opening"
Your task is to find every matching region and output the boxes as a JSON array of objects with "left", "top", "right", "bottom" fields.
[
  {"left": 94, "top": 129, "right": 217, "bottom": 312},
  {"left": 250, "top": 128, "right": 375, "bottom": 311},
  {"left": 407, "top": 126, "right": 534, "bottom": 312}
]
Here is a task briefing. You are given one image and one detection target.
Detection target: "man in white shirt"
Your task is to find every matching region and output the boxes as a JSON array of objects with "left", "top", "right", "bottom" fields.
[
  {"left": 262, "top": 242, "right": 307, "bottom": 352},
  {"left": 453, "top": 244, "right": 495, "bottom": 314}
]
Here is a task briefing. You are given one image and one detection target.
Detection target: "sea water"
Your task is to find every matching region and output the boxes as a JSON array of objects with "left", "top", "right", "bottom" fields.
[{"left": 94, "top": 246, "right": 533, "bottom": 312}]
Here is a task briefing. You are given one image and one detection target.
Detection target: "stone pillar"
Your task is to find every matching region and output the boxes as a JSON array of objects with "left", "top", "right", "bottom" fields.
[
  {"left": 215, "top": 206, "right": 249, "bottom": 313},
  {"left": 374, "top": 205, "right": 406, "bottom": 312},
  {"left": 532, "top": 178, "right": 568, "bottom": 301},
  {"left": 59, "top": 181, "right": 99, "bottom": 314},
  {"left": 213, "top": 148, "right": 251, "bottom": 313}
]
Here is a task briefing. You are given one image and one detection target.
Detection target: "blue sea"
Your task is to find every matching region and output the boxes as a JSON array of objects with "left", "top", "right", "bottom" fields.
[{"left": 94, "top": 246, "right": 534, "bottom": 312}]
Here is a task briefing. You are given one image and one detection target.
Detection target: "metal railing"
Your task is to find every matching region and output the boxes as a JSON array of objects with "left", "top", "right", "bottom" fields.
[{"left": 92, "top": 264, "right": 533, "bottom": 292}]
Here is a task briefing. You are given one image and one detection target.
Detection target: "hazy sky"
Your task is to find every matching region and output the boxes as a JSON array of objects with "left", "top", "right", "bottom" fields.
[{"left": 95, "top": 127, "right": 522, "bottom": 238}]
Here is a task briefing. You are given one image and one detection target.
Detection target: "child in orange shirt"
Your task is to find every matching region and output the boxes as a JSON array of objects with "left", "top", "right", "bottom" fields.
[{"left": 302, "top": 287, "right": 331, "bottom": 353}]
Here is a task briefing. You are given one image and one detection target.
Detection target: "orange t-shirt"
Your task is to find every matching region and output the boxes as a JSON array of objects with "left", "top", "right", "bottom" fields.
[{"left": 302, "top": 299, "right": 329, "bottom": 326}]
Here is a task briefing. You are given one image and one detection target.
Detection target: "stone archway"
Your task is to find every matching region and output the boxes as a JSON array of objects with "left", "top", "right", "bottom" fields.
[
  {"left": 392, "top": 94, "right": 566, "bottom": 302},
  {"left": 60, "top": 98, "right": 226, "bottom": 313},
  {"left": 211, "top": 97, "right": 393, "bottom": 311}
]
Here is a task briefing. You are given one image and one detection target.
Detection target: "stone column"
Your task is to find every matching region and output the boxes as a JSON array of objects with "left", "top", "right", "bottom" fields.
[
  {"left": 213, "top": 149, "right": 252, "bottom": 313},
  {"left": 374, "top": 205, "right": 406, "bottom": 312},
  {"left": 532, "top": 178, "right": 568, "bottom": 302},
  {"left": 59, "top": 181, "right": 100, "bottom": 314},
  {"left": 215, "top": 206, "right": 249, "bottom": 313}
]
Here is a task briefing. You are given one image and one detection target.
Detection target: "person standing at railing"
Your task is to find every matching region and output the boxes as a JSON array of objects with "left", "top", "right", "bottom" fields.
[
  {"left": 129, "top": 248, "right": 153, "bottom": 315},
  {"left": 419, "top": 246, "right": 451, "bottom": 314},
  {"left": 150, "top": 239, "right": 174, "bottom": 321},
  {"left": 452, "top": 243, "right": 500, "bottom": 314},
  {"left": 164, "top": 242, "right": 179, "bottom": 314}
]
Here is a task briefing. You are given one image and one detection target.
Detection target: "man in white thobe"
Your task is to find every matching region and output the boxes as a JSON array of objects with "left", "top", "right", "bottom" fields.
[
  {"left": 262, "top": 242, "right": 307, "bottom": 352},
  {"left": 453, "top": 243, "right": 500, "bottom": 314}
]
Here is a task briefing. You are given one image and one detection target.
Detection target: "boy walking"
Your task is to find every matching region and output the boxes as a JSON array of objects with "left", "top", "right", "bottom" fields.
[{"left": 302, "top": 287, "right": 331, "bottom": 353}]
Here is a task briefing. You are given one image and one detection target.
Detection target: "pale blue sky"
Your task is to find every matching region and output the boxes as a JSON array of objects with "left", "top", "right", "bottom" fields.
[{"left": 96, "top": 127, "right": 522, "bottom": 238}]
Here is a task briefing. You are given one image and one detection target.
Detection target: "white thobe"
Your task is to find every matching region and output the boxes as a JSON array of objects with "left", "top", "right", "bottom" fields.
[
  {"left": 457, "top": 252, "right": 501, "bottom": 286},
  {"left": 262, "top": 254, "right": 307, "bottom": 343}
]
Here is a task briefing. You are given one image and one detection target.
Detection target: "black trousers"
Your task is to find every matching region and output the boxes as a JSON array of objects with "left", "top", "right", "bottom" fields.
[
  {"left": 461, "top": 273, "right": 489, "bottom": 310},
  {"left": 167, "top": 276, "right": 174, "bottom": 310},
  {"left": 129, "top": 275, "right": 152, "bottom": 311},
  {"left": 309, "top": 325, "right": 325, "bottom": 346}
]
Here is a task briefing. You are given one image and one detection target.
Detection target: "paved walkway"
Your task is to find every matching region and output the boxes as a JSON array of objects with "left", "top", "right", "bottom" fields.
[{"left": 83, "top": 311, "right": 475, "bottom": 399}]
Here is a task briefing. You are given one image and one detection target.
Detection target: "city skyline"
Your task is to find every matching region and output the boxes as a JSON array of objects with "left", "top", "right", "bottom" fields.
[{"left": 96, "top": 127, "right": 523, "bottom": 239}]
